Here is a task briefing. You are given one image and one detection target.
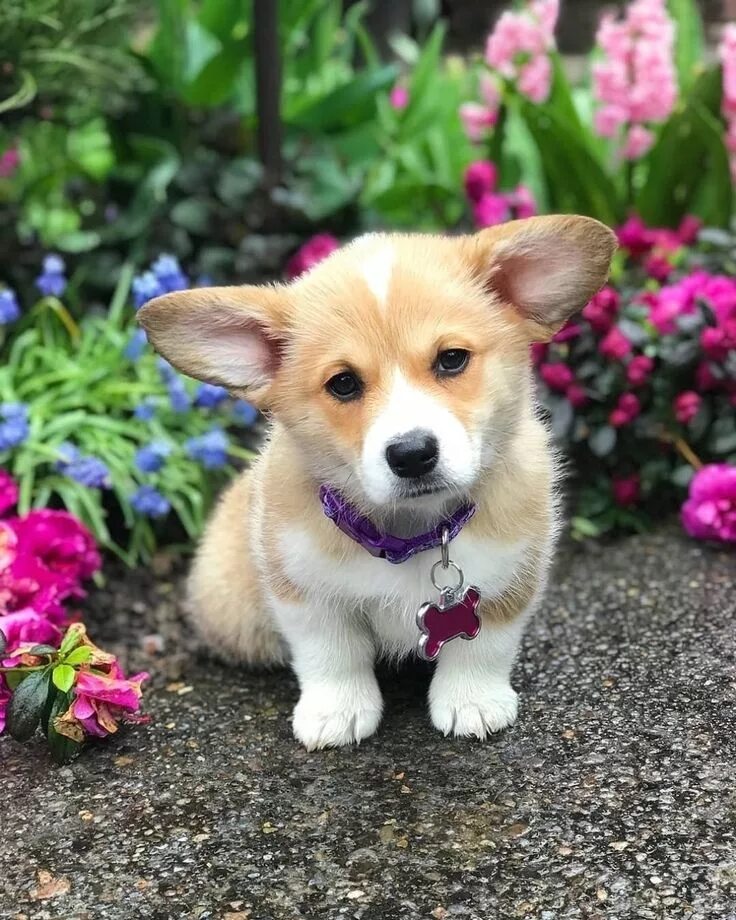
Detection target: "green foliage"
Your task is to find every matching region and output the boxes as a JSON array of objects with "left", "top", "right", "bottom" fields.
[{"left": 0, "top": 271, "right": 255, "bottom": 564}]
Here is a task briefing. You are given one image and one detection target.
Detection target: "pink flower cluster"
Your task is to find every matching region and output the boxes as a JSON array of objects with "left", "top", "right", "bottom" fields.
[
  {"left": 720, "top": 25, "right": 736, "bottom": 182},
  {"left": 286, "top": 234, "right": 340, "bottom": 280},
  {"left": 681, "top": 464, "right": 736, "bottom": 543},
  {"left": 0, "top": 146, "right": 20, "bottom": 180},
  {"left": 617, "top": 214, "right": 701, "bottom": 280},
  {"left": 460, "top": 0, "right": 558, "bottom": 142},
  {"left": 464, "top": 159, "right": 537, "bottom": 228},
  {"left": 0, "top": 469, "right": 148, "bottom": 739},
  {"left": 592, "top": 0, "right": 677, "bottom": 159}
]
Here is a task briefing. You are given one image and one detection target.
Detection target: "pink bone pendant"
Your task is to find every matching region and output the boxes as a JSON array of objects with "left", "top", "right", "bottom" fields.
[{"left": 416, "top": 585, "right": 482, "bottom": 661}]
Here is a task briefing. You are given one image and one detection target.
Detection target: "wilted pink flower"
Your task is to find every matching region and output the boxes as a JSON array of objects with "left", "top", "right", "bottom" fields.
[
  {"left": 673, "top": 391, "right": 701, "bottom": 424},
  {"left": 286, "top": 234, "right": 340, "bottom": 280},
  {"left": 473, "top": 193, "right": 510, "bottom": 227},
  {"left": 566, "top": 383, "right": 588, "bottom": 408},
  {"left": 459, "top": 103, "right": 497, "bottom": 142},
  {"left": 626, "top": 355, "right": 654, "bottom": 386},
  {"left": 599, "top": 326, "right": 632, "bottom": 360},
  {"left": 0, "top": 470, "right": 18, "bottom": 516},
  {"left": 540, "top": 362, "right": 574, "bottom": 391},
  {"left": 464, "top": 160, "right": 498, "bottom": 203},
  {"left": 681, "top": 464, "right": 736, "bottom": 543},
  {"left": 0, "top": 678, "right": 10, "bottom": 733},
  {"left": 390, "top": 84, "right": 409, "bottom": 110},
  {"left": 0, "top": 551, "right": 79, "bottom": 625},
  {"left": 56, "top": 663, "right": 149, "bottom": 740},
  {"left": 0, "top": 146, "right": 20, "bottom": 179},
  {"left": 612, "top": 474, "right": 641, "bottom": 506},
  {"left": 610, "top": 392, "right": 641, "bottom": 427}
]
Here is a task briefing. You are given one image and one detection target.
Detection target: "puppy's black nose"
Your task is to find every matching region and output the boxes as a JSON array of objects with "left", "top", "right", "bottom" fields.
[{"left": 385, "top": 430, "right": 439, "bottom": 479}]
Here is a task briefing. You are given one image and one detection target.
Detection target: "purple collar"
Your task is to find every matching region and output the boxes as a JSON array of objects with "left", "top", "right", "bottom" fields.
[{"left": 319, "top": 484, "right": 476, "bottom": 564}]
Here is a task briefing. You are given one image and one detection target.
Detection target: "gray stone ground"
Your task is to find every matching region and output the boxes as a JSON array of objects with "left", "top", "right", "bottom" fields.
[{"left": 1, "top": 527, "right": 734, "bottom": 920}]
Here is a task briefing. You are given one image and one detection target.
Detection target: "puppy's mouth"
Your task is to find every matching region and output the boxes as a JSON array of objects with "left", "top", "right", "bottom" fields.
[{"left": 395, "top": 477, "right": 449, "bottom": 501}]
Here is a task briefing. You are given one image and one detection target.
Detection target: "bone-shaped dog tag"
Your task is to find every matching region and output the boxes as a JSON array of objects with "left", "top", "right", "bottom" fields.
[{"left": 416, "top": 584, "right": 482, "bottom": 661}]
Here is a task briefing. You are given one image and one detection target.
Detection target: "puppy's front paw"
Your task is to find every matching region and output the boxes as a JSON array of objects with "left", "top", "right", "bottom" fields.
[
  {"left": 429, "top": 680, "right": 518, "bottom": 740},
  {"left": 292, "top": 680, "right": 383, "bottom": 750}
]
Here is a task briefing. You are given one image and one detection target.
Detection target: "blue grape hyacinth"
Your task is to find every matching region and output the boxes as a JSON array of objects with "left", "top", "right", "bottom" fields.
[
  {"left": 0, "top": 288, "right": 20, "bottom": 324},
  {"left": 130, "top": 485, "right": 171, "bottom": 518},
  {"left": 55, "top": 443, "right": 110, "bottom": 488},
  {"left": 36, "top": 254, "right": 67, "bottom": 297},
  {"left": 194, "top": 383, "right": 228, "bottom": 408},
  {"left": 135, "top": 441, "right": 172, "bottom": 473},
  {"left": 185, "top": 428, "right": 229, "bottom": 469},
  {"left": 0, "top": 403, "right": 29, "bottom": 451}
]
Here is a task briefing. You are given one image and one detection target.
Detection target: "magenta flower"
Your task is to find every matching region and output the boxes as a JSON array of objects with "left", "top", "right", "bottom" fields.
[
  {"left": 552, "top": 321, "right": 582, "bottom": 344},
  {"left": 0, "top": 146, "right": 20, "bottom": 179},
  {"left": 673, "top": 391, "right": 701, "bottom": 424},
  {"left": 0, "top": 470, "right": 18, "bottom": 516},
  {"left": 473, "top": 193, "right": 510, "bottom": 227},
  {"left": 681, "top": 464, "right": 736, "bottom": 543},
  {"left": 286, "top": 234, "right": 340, "bottom": 280},
  {"left": 583, "top": 287, "right": 619, "bottom": 332},
  {"left": 509, "top": 184, "right": 537, "bottom": 219},
  {"left": 530, "top": 342, "right": 548, "bottom": 365},
  {"left": 464, "top": 160, "right": 498, "bottom": 204},
  {"left": 540, "top": 362, "right": 574, "bottom": 392},
  {"left": 389, "top": 84, "right": 409, "bottom": 110},
  {"left": 612, "top": 474, "right": 641, "bottom": 506},
  {"left": 617, "top": 216, "right": 655, "bottom": 257},
  {"left": 610, "top": 392, "right": 641, "bottom": 427},
  {"left": 8, "top": 510, "right": 100, "bottom": 583},
  {"left": 599, "top": 327, "right": 632, "bottom": 361},
  {"left": 566, "top": 383, "right": 588, "bottom": 408},
  {"left": 0, "top": 608, "right": 61, "bottom": 657},
  {"left": 626, "top": 355, "right": 654, "bottom": 387}
]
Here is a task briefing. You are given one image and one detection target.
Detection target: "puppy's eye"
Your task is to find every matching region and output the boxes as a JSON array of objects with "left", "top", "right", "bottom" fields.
[
  {"left": 435, "top": 348, "right": 470, "bottom": 377},
  {"left": 326, "top": 371, "right": 363, "bottom": 401}
]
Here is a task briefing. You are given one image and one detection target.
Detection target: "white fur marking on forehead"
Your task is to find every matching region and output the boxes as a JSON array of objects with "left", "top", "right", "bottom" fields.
[{"left": 356, "top": 241, "right": 395, "bottom": 307}]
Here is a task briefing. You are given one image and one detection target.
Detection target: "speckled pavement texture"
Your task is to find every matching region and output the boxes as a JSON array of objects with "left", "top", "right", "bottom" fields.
[{"left": 1, "top": 527, "right": 734, "bottom": 920}]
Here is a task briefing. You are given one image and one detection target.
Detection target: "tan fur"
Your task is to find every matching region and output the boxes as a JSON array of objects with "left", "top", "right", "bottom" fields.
[{"left": 141, "top": 216, "right": 615, "bottom": 671}]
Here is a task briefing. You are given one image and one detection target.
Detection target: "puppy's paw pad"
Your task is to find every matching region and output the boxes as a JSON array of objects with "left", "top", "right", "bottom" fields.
[
  {"left": 430, "top": 686, "right": 518, "bottom": 739},
  {"left": 292, "top": 688, "right": 382, "bottom": 750}
]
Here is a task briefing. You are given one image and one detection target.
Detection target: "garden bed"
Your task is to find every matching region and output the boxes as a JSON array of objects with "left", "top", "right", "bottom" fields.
[{"left": 1, "top": 525, "right": 733, "bottom": 919}]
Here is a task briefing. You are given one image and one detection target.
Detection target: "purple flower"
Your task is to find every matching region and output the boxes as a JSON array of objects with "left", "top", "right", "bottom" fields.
[
  {"left": 185, "top": 428, "right": 229, "bottom": 469},
  {"left": 233, "top": 401, "right": 258, "bottom": 426},
  {"left": 134, "top": 398, "right": 157, "bottom": 421},
  {"left": 124, "top": 328, "right": 148, "bottom": 360},
  {"left": 132, "top": 272, "right": 164, "bottom": 310},
  {"left": 0, "top": 403, "right": 29, "bottom": 451},
  {"left": 194, "top": 383, "right": 228, "bottom": 408},
  {"left": 130, "top": 485, "right": 170, "bottom": 518},
  {"left": 134, "top": 441, "right": 171, "bottom": 473},
  {"left": 0, "top": 146, "right": 20, "bottom": 178},
  {"left": 464, "top": 160, "right": 498, "bottom": 204},
  {"left": 168, "top": 378, "right": 191, "bottom": 413},
  {"left": 35, "top": 254, "right": 67, "bottom": 297},
  {"left": 156, "top": 357, "right": 176, "bottom": 383},
  {"left": 681, "top": 464, "right": 736, "bottom": 543},
  {"left": 55, "top": 444, "right": 110, "bottom": 488},
  {"left": 151, "top": 255, "right": 188, "bottom": 293},
  {"left": 0, "top": 289, "right": 20, "bottom": 324}
]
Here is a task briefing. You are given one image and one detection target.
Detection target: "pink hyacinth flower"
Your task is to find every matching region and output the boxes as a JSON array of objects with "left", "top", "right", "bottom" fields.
[
  {"left": 473, "top": 192, "right": 510, "bottom": 228},
  {"left": 459, "top": 103, "right": 497, "bottom": 143},
  {"left": 389, "top": 84, "right": 409, "bottom": 111}
]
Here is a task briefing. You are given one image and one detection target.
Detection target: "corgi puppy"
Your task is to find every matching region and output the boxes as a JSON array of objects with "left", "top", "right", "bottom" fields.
[{"left": 139, "top": 216, "right": 616, "bottom": 750}]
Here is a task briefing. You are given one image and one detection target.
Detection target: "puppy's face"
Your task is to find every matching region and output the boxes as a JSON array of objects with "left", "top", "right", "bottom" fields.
[{"left": 139, "top": 217, "right": 615, "bottom": 511}]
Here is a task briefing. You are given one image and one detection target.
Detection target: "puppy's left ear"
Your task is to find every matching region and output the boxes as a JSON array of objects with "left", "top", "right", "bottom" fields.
[{"left": 468, "top": 215, "right": 617, "bottom": 340}]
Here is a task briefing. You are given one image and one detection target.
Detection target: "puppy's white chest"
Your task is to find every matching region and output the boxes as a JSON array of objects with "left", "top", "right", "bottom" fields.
[{"left": 277, "top": 526, "right": 529, "bottom": 654}]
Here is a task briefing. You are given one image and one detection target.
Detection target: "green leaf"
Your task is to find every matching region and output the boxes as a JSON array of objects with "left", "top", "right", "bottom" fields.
[
  {"left": 64, "top": 646, "right": 93, "bottom": 667},
  {"left": 52, "top": 664, "right": 76, "bottom": 693},
  {"left": 667, "top": 0, "right": 706, "bottom": 92},
  {"left": 0, "top": 630, "right": 5, "bottom": 658},
  {"left": 6, "top": 670, "right": 25, "bottom": 691},
  {"left": 589, "top": 426, "right": 617, "bottom": 458},
  {"left": 47, "top": 690, "right": 82, "bottom": 765},
  {"left": 287, "top": 65, "right": 397, "bottom": 133},
  {"left": 29, "top": 644, "right": 58, "bottom": 656},
  {"left": 6, "top": 668, "right": 51, "bottom": 742},
  {"left": 636, "top": 99, "right": 732, "bottom": 227}
]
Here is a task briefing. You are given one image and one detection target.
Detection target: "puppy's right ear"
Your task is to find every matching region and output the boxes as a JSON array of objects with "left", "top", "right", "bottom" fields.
[{"left": 137, "top": 285, "right": 291, "bottom": 405}]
